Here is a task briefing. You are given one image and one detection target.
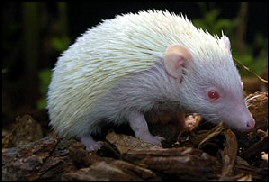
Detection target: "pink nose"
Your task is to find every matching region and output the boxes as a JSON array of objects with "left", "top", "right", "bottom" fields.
[{"left": 246, "top": 118, "right": 255, "bottom": 129}]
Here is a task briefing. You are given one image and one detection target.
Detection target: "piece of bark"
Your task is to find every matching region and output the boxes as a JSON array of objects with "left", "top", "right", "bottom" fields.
[
  {"left": 219, "top": 129, "right": 238, "bottom": 179},
  {"left": 196, "top": 122, "right": 226, "bottom": 149},
  {"left": 2, "top": 134, "right": 101, "bottom": 181},
  {"left": 235, "top": 156, "right": 268, "bottom": 181},
  {"left": 2, "top": 131, "right": 267, "bottom": 181},
  {"left": 62, "top": 160, "right": 160, "bottom": 181},
  {"left": 240, "top": 131, "right": 268, "bottom": 160},
  {"left": 106, "top": 131, "right": 161, "bottom": 155},
  {"left": 245, "top": 91, "right": 268, "bottom": 131},
  {"left": 2, "top": 136, "right": 58, "bottom": 181},
  {"left": 121, "top": 147, "right": 222, "bottom": 181},
  {"left": 2, "top": 114, "right": 44, "bottom": 148}
]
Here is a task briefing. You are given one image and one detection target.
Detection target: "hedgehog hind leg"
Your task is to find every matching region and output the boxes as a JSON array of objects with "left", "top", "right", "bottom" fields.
[
  {"left": 127, "top": 110, "right": 164, "bottom": 146},
  {"left": 81, "top": 135, "right": 101, "bottom": 151}
]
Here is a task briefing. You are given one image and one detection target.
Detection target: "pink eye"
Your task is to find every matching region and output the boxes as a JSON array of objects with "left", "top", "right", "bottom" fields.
[{"left": 208, "top": 90, "right": 220, "bottom": 100}]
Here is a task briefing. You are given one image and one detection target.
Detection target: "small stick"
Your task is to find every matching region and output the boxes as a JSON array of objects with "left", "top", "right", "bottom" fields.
[{"left": 234, "top": 57, "right": 268, "bottom": 84}]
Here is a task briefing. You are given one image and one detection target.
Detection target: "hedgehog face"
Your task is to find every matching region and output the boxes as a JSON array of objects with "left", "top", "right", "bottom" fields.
[
  {"left": 202, "top": 84, "right": 255, "bottom": 130},
  {"left": 164, "top": 40, "right": 255, "bottom": 131},
  {"left": 178, "top": 72, "right": 255, "bottom": 131}
]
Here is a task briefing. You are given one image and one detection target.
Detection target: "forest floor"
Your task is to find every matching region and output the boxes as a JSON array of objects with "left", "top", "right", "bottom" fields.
[{"left": 2, "top": 91, "right": 268, "bottom": 181}]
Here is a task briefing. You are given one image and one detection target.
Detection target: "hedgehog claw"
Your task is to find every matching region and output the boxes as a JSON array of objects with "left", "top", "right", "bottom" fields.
[{"left": 81, "top": 136, "right": 102, "bottom": 151}]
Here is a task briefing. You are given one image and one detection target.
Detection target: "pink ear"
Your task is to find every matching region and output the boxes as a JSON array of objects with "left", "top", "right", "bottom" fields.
[{"left": 164, "top": 45, "right": 192, "bottom": 79}]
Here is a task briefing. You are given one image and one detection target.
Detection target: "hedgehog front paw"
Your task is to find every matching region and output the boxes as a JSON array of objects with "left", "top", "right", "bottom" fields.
[
  {"left": 81, "top": 136, "right": 102, "bottom": 151},
  {"left": 86, "top": 142, "right": 102, "bottom": 151}
]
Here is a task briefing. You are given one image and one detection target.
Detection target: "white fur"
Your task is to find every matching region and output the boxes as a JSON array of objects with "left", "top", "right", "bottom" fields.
[{"left": 47, "top": 10, "right": 245, "bottom": 137}]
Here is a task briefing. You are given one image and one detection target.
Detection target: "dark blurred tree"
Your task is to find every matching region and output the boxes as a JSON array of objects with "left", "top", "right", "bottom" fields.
[
  {"left": 2, "top": 2, "right": 70, "bottom": 124},
  {"left": 22, "top": 2, "right": 40, "bottom": 108},
  {"left": 236, "top": 2, "right": 248, "bottom": 52}
]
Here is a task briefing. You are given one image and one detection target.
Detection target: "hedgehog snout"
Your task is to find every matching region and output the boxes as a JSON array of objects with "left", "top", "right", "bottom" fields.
[
  {"left": 245, "top": 117, "right": 255, "bottom": 129},
  {"left": 221, "top": 100, "right": 255, "bottom": 131},
  {"left": 242, "top": 100, "right": 255, "bottom": 129},
  {"left": 238, "top": 106, "right": 255, "bottom": 130}
]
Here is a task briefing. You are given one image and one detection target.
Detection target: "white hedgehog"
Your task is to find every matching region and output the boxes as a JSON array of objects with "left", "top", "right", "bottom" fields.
[{"left": 47, "top": 10, "right": 255, "bottom": 151}]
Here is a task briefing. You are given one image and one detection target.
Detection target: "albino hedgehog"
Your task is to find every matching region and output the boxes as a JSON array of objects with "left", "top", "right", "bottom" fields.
[{"left": 48, "top": 10, "right": 255, "bottom": 151}]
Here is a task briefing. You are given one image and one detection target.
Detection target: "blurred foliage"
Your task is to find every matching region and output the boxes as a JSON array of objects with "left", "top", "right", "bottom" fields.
[
  {"left": 193, "top": 8, "right": 268, "bottom": 77},
  {"left": 233, "top": 32, "right": 268, "bottom": 76},
  {"left": 193, "top": 9, "right": 239, "bottom": 36},
  {"left": 37, "top": 36, "right": 70, "bottom": 109},
  {"left": 2, "top": 68, "right": 8, "bottom": 74},
  {"left": 37, "top": 69, "right": 52, "bottom": 109},
  {"left": 51, "top": 36, "right": 71, "bottom": 52}
]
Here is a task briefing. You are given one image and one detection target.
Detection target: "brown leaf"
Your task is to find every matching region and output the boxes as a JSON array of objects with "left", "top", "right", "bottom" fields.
[
  {"left": 62, "top": 160, "right": 160, "bottom": 181},
  {"left": 106, "top": 131, "right": 161, "bottom": 154}
]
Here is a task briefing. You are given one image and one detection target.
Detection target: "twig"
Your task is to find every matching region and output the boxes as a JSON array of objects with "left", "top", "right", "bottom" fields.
[{"left": 234, "top": 57, "right": 268, "bottom": 84}]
